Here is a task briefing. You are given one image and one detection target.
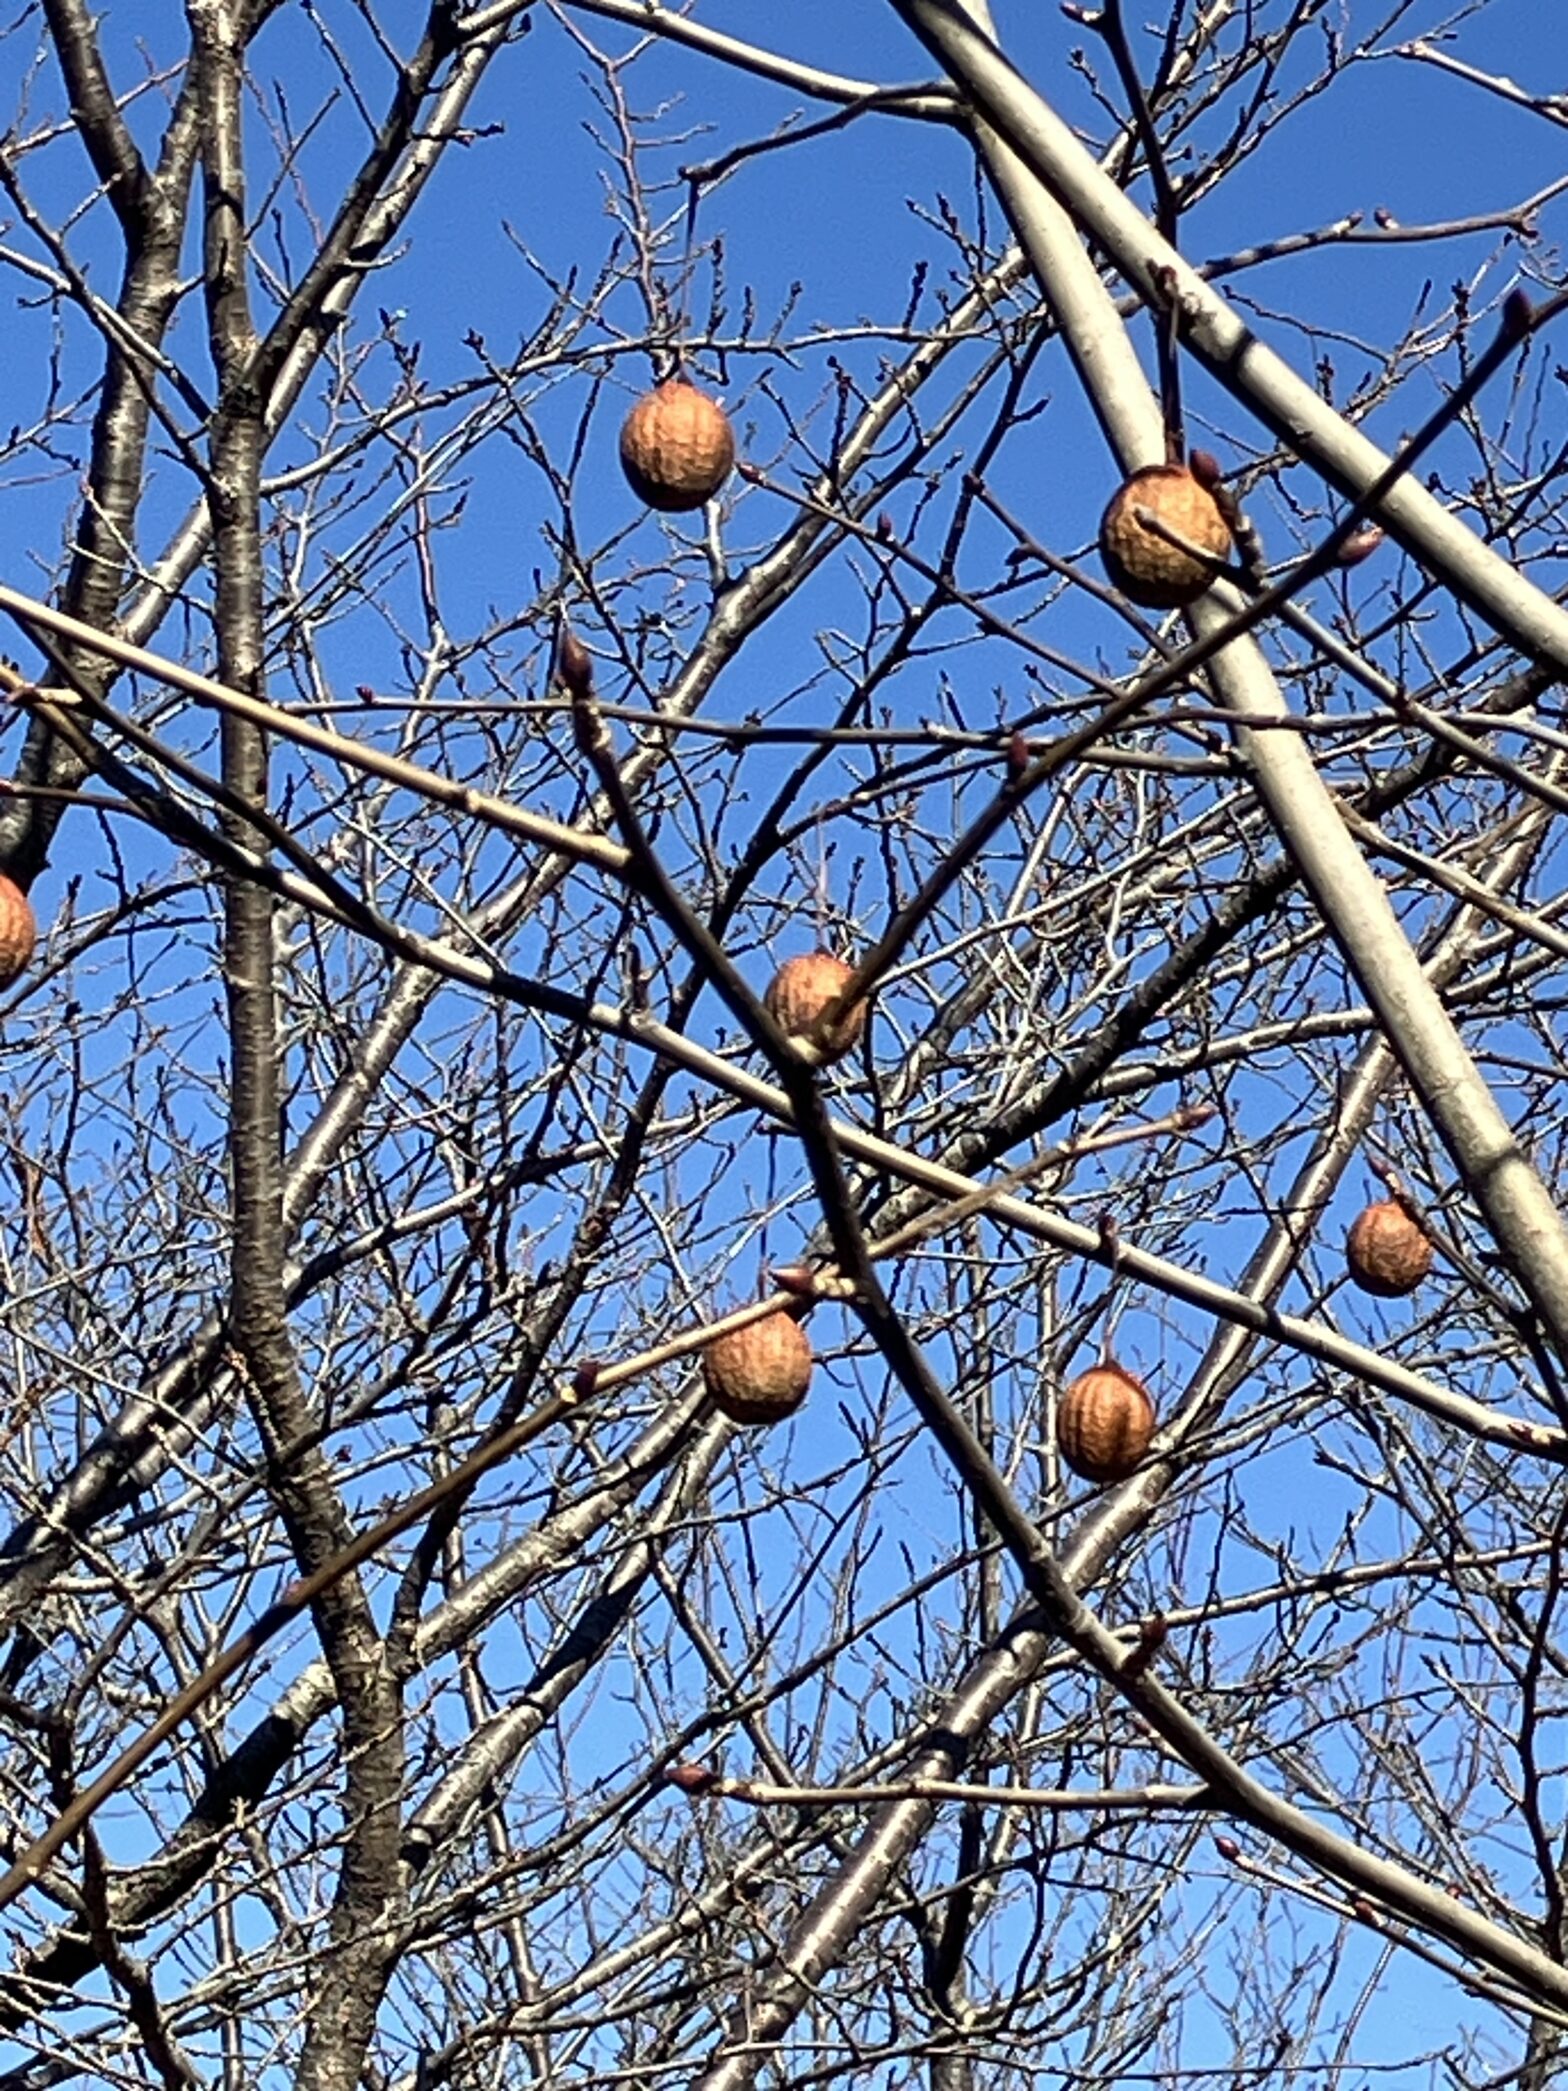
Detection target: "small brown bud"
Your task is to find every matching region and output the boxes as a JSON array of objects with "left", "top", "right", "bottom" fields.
[
  {"left": 1187, "top": 448, "right": 1223, "bottom": 490},
  {"left": 1214, "top": 1835, "right": 1241, "bottom": 1862},
  {"left": 556, "top": 628, "right": 594, "bottom": 697},
  {"left": 1121, "top": 1612, "right": 1167, "bottom": 1679},
  {"left": 1334, "top": 526, "right": 1384, "bottom": 569},
  {"left": 772, "top": 1264, "right": 819, "bottom": 1298},
  {"left": 571, "top": 1358, "right": 601, "bottom": 1400},
  {"left": 1175, "top": 1103, "right": 1217, "bottom": 1131},
  {"left": 1006, "top": 732, "right": 1031, "bottom": 776},
  {"left": 1502, "top": 287, "right": 1534, "bottom": 340},
  {"left": 665, "top": 1762, "right": 720, "bottom": 1796}
]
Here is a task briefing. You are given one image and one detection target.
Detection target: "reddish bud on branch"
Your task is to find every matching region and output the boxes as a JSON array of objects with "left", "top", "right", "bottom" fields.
[
  {"left": 665, "top": 1761, "right": 720, "bottom": 1796},
  {"left": 772, "top": 1264, "right": 819, "bottom": 1298},
  {"left": 1334, "top": 527, "right": 1384, "bottom": 569},
  {"left": 1121, "top": 1612, "right": 1167, "bottom": 1679},
  {"left": 556, "top": 628, "right": 595, "bottom": 698},
  {"left": 1187, "top": 448, "right": 1224, "bottom": 490},
  {"left": 1175, "top": 1103, "right": 1218, "bottom": 1131},
  {"left": 1501, "top": 287, "right": 1534, "bottom": 341}
]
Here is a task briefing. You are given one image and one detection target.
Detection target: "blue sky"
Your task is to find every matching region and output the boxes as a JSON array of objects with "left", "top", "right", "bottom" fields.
[{"left": 2, "top": 3, "right": 1568, "bottom": 2084}]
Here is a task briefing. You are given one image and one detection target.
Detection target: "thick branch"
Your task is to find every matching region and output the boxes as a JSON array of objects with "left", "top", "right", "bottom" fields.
[
  {"left": 40, "top": 0, "right": 150, "bottom": 229},
  {"left": 191, "top": 1, "right": 406, "bottom": 2081}
]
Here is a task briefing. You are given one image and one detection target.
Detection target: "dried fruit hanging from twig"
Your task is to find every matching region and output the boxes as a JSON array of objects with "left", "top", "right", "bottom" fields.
[
  {"left": 0, "top": 875, "right": 37, "bottom": 989},
  {"left": 619, "top": 381, "right": 735, "bottom": 512},
  {"left": 703, "top": 1311, "right": 813, "bottom": 1426},
  {"left": 1057, "top": 1360, "right": 1157, "bottom": 1484},
  {"left": 1099, "top": 465, "right": 1233, "bottom": 608},
  {"left": 1345, "top": 1199, "right": 1432, "bottom": 1297},
  {"left": 764, "top": 951, "right": 867, "bottom": 1064}
]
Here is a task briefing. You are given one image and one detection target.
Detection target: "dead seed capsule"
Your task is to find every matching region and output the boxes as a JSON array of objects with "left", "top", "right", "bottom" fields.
[
  {"left": 703, "top": 1311, "right": 813, "bottom": 1426},
  {"left": 1057, "top": 1360, "right": 1157, "bottom": 1484},
  {"left": 0, "top": 875, "right": 37, "bottom": 988},
  {"left": 1099, "top": 465, "right": 1233, "bottom": 608},
  {"left": 1345, "top": 1199, "right": 1432, "bottom": 1297},
  {"left": 619, "top": 381, "right": 735, "bottom": 512},
  {"left": 764, "top": 951, "right": 867, "bottom": 1064}
]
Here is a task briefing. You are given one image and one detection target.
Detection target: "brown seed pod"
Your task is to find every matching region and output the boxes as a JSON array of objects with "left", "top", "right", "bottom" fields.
[
  {"left": 0, "top": 875, "right": 37, "bottom": 989},
  {"left": 619, "top": 381, "right": 735, "bottom": 512},
  {"left": 1345, "top": 1199, "right": 1432, "bottom": 1297},
  {"left": 1057, "top": 1360, "right": 1157, "bottom": 1484},
  {"left": 703, "top": 1311, "right": 813, "bottom": 1426},
  {"left": 1099, "top": 465, "right": 1233, "bottom": 608},
  {"left": 764, "top": 951, "right": 867, "bottom": 1064}
]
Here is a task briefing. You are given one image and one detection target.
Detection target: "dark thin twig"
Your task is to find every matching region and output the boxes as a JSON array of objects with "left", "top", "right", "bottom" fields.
[{"left": 1096, "top": 0, "right": 1185, "bottom": 451}]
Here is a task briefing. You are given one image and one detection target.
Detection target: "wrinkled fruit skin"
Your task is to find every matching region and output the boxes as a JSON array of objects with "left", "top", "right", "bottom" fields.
[
  {"left": 619, "top": 382, "right": 735, "bottom": 512},
  {"left": 764, "top": 951, "right": 867, "bottom": 1065},
  {"left": 703, "top": 1312, "right": 813, "bottom": 1426},
  {"left": 0, "top": 874, "right": 37, "bottom": 989},
  {"left": 1099, "top": 466, "right": 1233, "bottom": 609},
  {"left": 1345, "top": 1200, "right": 1432, "bottom": 1297},
  {"left": 1057, "top": 1361, "right": 1157, "bottom": 1484}
]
